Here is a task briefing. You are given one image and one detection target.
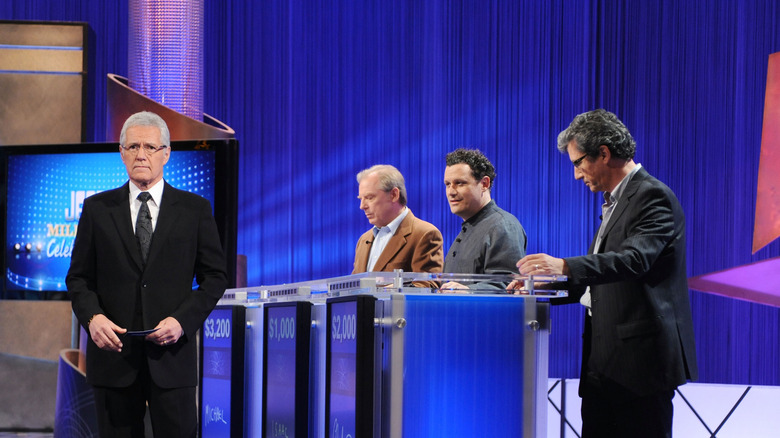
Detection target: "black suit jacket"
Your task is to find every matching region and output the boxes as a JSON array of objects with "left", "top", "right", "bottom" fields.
[
  {"left": 564, "top": 167, "right": 698, "bottom": 397},
  {"left": 67, "top": 181, "right": 227, "bottom": 388}
]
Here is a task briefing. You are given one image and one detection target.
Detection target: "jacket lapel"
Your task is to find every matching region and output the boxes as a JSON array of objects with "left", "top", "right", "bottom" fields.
[
  {"left": 596, "top": 167, "right": 648, "bottom": 250},
  {"left": 108, "top": 183, "right": 144, "bottom": 270},
  {"left": 145, "top": 181, "right": 180, "bottom": 267},
  {"left": 355, "top": 235, "right": 373, "bottom": 272},
  {"left": 372, "top": 210, "right": 414, "bottom": 271}
]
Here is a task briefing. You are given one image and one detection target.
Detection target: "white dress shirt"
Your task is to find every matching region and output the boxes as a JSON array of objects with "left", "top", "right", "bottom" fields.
[
  {"left": 367, "top": 207, "right": 409, "bottom": 271},
  {"left": 128, "top": 180, "right": 165, "bottom": 233}
]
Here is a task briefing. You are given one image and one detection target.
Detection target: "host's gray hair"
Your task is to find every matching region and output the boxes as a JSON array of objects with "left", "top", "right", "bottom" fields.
[
  {"left": 356, "top": 164, "right": 407, "bottom": 206},
  {"left": 119, "top": 111, "right": 171, "bottom": 148},
  {"left": 557, "top": 109, "right": 636, "bottom": 160}
]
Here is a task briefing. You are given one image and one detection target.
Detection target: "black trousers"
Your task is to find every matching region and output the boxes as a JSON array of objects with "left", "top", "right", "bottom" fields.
[
  {"left": 581, "top": 386, "right": 674, "bottom": 438},
  {"left": 580, "top": 316, "right": 674, "bottom": 438},
  {"left": 92, "top": 356, "right": 197, "bottom": 438}
]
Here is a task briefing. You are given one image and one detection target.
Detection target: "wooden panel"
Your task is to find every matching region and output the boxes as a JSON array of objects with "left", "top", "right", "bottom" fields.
[
  {"left": 0, "top": 21, "right": 86, "bottom": 145},
  {"left": 0, "top": 48, "right": 83, "bottom": 72},
  {"left": 0, "top": 300, "right": 73, "bottom": 361},
  {"left": 0, "top": 21, "right": 84, "bottom": 46},
  {"left": 0, "top": 74, "right": 83, "bottom": 145}
]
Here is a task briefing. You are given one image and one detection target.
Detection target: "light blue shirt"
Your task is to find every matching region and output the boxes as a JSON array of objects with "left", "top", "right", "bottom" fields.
[{"left": 367, "top": 207, "right": 409, "bottom": 271}]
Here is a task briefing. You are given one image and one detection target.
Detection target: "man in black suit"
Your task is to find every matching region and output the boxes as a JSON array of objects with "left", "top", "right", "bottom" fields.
[
  {"left": 516, "top": 109, "right": 697, "bottom": 437},
  {"left": 67, "top": 111, "right": 227, "bottom": 437}
]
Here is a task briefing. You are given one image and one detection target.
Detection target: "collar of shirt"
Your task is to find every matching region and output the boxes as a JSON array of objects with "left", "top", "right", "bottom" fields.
[
  {"left": 372, "top": 206, "right": 409, "bottom": 238},
  {"left": 600, "top": 163, "right": 643, "bottom": 233},
  {"left": 367, "top": 207, "right": 408, "bottom": 271},
  {"left": 129, "top": 179, "right": 165, "bottom": 231},
  {"left": 606, "top": 163, "right": 642, "bottom": 207},
  {"left": 462, "top": 200, "right": 497, "bottom": 230},
  {"left": 129, "top": 179, "right": 165, "bottom": 207}
]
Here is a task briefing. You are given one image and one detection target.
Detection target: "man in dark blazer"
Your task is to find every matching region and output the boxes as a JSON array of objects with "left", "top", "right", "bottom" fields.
[
  {"left": 516, "top": 109, "right": 697, "bottom": 438},
  {"left": 352, "top": 164, "right": 443, "bottom": 284},
  {"left": 67, "top": 111, "right": 227, "bottom": 437}
]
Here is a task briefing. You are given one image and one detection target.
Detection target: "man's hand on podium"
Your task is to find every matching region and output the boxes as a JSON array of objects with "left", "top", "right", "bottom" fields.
[{"left": 439, "top": 281, "right": 470, "bottom": 293}]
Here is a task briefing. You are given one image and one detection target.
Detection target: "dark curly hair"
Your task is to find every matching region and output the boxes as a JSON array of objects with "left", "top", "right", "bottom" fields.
[{"left": 445, "top": 148, "right": 496, "bottom": 190}]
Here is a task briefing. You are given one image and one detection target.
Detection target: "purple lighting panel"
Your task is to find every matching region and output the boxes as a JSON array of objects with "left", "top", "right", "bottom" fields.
[{"left": 128, "top": 0, "right": 204, "bottom": 120}]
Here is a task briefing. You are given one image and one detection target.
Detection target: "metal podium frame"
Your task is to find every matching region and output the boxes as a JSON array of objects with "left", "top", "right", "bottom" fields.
[{"left": 204, "top": 271, "right": 566, "bottom": 438}]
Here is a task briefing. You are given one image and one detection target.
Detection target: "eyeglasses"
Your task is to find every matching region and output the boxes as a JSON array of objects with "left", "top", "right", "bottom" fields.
[
  {"left": 121, "top": 143, "right": 168, "bottom": 155},
  {"left": 572, "top": 153, "right": 589, "bottom": 168}
]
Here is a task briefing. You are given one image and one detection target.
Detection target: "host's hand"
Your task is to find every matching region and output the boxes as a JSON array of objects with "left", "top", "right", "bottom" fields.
[
  {"left": 146, "top": 317, "right": 184, "bottom": 347},
  {"left": 439, "top": 281, "right": 470, "bottom": 293},
  {"left": 88, "top": 314, "right": 126, "bottom": 352}
]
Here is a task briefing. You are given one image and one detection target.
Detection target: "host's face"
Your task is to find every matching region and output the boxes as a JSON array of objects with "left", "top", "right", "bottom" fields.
[
  {"left": 120, "top": 125, "right": 170, "bottom": 190},
  {"left": 444, "top": 163, "right": 490, "bottom": 221},
  {"left": 358, "top": 172, "right": 400, "bottom": 227}
]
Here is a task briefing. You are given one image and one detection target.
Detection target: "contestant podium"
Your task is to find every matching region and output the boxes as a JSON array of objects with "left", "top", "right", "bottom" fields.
[{"left": 201, "top": 272, "right": 566, "bottom": 438}]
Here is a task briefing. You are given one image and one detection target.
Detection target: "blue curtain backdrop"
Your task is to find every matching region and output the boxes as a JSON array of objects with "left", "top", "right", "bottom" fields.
[{"left": 2, "top": 0, "right": 779, "bottom": 385}]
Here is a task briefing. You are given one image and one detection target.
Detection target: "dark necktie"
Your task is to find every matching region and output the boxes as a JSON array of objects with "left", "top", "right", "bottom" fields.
[{"left": 136, "top": 192, "right": 153, "bottom": 264}]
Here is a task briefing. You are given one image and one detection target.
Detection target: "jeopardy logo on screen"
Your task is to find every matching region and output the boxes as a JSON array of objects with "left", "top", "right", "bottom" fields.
[{"left": 5, "top": 151, "right": 215, "bottom": 292}]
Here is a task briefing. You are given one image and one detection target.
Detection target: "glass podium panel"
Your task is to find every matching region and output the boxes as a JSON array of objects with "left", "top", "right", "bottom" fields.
[
  {"left": 402, "top": 294, "right": 528, "bottom": 435},
  {"left": 212, "top": 272, "right": 562, "bottom": 438},
  {"left": 263, "top": 301, "right": 312, "bottom": 437},
  {"left": 201, "top": 306, "right": 245, "bottom": 438},
  {"left": 381, "top": 292, "right": 549, "bottom": 438}
]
